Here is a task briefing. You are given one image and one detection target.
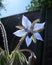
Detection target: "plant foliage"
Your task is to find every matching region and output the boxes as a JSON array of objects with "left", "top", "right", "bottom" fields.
[
  {"left": 27, "top": 0, "right": 52, "bottom": 11},
  {"left": 0, "top": 20, "right": 36, "bottom": 65}
]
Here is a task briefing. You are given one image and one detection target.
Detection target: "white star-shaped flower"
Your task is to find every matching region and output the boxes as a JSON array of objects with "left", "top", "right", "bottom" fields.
[{"left": 13, "top": 15, "right": 45, "bottom": 47}]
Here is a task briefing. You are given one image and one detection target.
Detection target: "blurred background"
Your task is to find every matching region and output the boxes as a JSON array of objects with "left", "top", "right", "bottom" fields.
[
  {"left": 0, "top": 0, "right": 52, "bottom": 18},
  {"left": 0, "top": 0, "right": 31, "bottom": 18}
]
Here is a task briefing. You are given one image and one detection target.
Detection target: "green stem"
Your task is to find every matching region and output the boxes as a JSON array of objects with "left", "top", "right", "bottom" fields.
[
  {"left": 20, "top": 49, "right": 36, "bottom": 57},
  {"left": 20, "top": 49, "right": 34, "bottom": 54},
  {"left": 15, "top": 35, "right": 26, "bottom": 50},
  {"left": 0, "top": 19, "right": 9, "bottom": 55}
]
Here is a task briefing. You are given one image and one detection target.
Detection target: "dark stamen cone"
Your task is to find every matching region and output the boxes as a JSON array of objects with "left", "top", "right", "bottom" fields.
[{"left": 28, "top": 32, "right": 32, "bottom": 38}]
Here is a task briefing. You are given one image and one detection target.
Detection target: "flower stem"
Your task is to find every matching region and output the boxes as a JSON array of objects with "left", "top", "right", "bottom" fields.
[
  {"left": 20, "top": 49, "right": 36, "bottom": 64},
  {"left": 15, "top": 35, "right": 26, "bottom": 50},
  {"left": 20, "top": 49, "right": 34, "bottom": 54},
  {"left": 0, "top": 19, "right": 9, "bottom": 55}
]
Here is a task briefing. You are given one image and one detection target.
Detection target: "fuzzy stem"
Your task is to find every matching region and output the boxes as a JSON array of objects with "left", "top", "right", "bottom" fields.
[
  {"left": 20, "top": 49, "right": 33, "bottom": 55},
  {"left": 20, "top": 49, "right": 36, "bottom": 58},
  {"left": 15, "top": 35, "right": 26, "bottom": 50},
  {"left": 0, "top": 19, "right": 9, "bottom": 55}
]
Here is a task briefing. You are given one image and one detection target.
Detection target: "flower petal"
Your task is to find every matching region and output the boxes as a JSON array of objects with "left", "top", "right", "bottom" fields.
[
  {"left": 33, "top": 22, "right": 45, "bottom": 31},
  {"left": 13, "top": 30, "right": 27, "bottom": 37},
  {"left": 22, "top": 15, "right": 31, "bottom": 29},
  {"left": 34, "top": 32, "right": 43, "bottom": 41},
  {"left": 25, "top": 36, "right": 32, "bottom": 47}
]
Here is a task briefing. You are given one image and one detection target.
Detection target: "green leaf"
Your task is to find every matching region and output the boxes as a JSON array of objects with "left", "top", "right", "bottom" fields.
[
  {"left": 12, "top": 52, "right": 21, "bottom": 65},
  {"left": 18, "top": 52, "right": 27, "bottom": 65},
  {"left": 0, "top": 53, "right": 10, "bottom": 65},
  {"left": 12, "top": 51, "right": 27, "bottom": 65},
  {"left": 0, "top": 48, "right": 10, "bottom": 65},
  {"left": 10, "top": 50, "right": 27, "bottom": 65}
]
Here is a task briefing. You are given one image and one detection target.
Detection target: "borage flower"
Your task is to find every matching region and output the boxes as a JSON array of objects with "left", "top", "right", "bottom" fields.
[{"left": 13, "top": 15, "right": 45, "bottom": 47}]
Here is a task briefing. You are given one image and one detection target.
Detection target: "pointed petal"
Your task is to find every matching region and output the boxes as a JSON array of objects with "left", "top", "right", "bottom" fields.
[
  {"left": 25, "top": 36, "right": 32, "bottom": 47},
  {"left": 33, "top": 29, "right": 43, "bottom": 33},
  {"left": 13, "top": 30, "right": 27, "bottom": 37},
  {"left": 34, "top": 32, "right": 43, "bottom": 41},
  {"left": 33, "top": 22, "right": 45, "bottom": 31},
  {"left": 31, "top": 35, "right": 36, "bottom": 43},
  {"left": 22, "top": 15, "right": 31, "bottom": 29}
]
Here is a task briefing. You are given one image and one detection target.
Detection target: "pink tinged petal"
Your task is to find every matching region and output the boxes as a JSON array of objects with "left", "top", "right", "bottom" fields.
[
  {"left": 34, "top": 32, "right": 43, "bottom": 41},
  {"left": 25, "top": 36, "right": 32, "bottom": 47},
  {"left": 33, "top": 22, "right": 45, "bottom": 31},
  {"left": 22, "top": 15, "right": 31, "bottom": 29},
  {"left": 13, "top": 30, "right": 27, "bottom": 37}
]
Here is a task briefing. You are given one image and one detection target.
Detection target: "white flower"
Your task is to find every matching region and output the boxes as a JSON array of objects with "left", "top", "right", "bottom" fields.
[{"left": 13, "top": 15, "right": 45, "bottom": 47}]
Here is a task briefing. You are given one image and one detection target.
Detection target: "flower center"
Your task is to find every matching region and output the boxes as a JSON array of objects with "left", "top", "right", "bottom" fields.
[
  {"left": 28, "top": 32, "right": 32, "bottom": 38},
  {"left": 26, "top": 28, "right": 33, "bottom": 38}
]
